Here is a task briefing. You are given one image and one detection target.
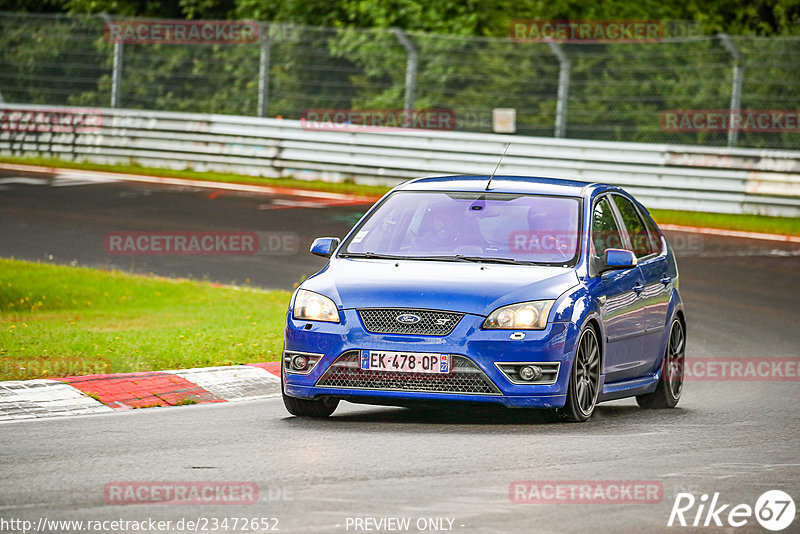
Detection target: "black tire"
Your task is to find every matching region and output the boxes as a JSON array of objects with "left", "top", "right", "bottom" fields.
[
  {"left": 281, "top": 367, "right": 339, "bottom": 417},
  {"left": 636, "top": 317, "right": 685, "bottom": 409},
  {"left": 555, "top": 325, "right": 601, "bottom": 422}
]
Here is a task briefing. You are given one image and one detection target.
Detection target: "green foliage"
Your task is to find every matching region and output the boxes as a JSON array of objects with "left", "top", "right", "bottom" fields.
[
  {"left": 0, "top": 5, "right": 798, "bottom": 149},
  {"left": 0, "top": 14, "right": 109, "bottom": 107},
  {"left": 2, "top": 0, "right": 799, "bottom": 36}
]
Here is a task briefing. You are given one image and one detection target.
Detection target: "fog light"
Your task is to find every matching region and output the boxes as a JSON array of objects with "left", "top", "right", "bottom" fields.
[
  {"left": 519, "top": 365, "right": 543, "bottom": 382},
  {"left": 292, "top": 355, "right": 309, "bottom": 371}
]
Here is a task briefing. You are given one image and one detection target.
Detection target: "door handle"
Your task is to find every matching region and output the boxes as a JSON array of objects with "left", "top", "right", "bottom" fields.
[{"left": 632, "top": 283, "right": 644, "bottom": 294}]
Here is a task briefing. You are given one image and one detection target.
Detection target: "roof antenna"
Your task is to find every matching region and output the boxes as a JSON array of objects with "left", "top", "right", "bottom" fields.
[{"left": 485, "top": 142, "right": 510, "bottom": 191}]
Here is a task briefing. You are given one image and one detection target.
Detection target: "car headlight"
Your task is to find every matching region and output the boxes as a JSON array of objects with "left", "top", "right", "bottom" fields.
[
  {"left": 483, "top": 300, "right": 554, "bottom": 330},
  {"left": 293, "top": 289, "right": 340, "bottom": 323}
]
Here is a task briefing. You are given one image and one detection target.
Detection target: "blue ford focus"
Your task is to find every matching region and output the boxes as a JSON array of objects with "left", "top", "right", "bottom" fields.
[{"left": 282, "top": 175, "right": 686, "bottom": 422}]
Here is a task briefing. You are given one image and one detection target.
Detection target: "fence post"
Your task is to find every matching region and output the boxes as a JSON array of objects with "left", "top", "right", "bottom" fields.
[
  {"left": 392, "top": 28, "right": 417, "bottom": 126},
  {"left": 100, "top": 13, "right": 123, "bottom": 108},
  {"left": 718, "top": 33, "right": 744, "bottom": 147},
  {"left": 547, "top": 42, "right": 570, "bottom": 138},
  {"left": 111, "top": 42, "right": 123, "bottom": 108},
  {"left": 257, "top": 23, "right": 271, "bottom": 118}
]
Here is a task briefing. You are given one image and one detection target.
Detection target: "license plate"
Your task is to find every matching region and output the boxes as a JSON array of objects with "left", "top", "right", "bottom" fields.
[{"left": 360, "top": 350, "right": 450, "bottom": 374}]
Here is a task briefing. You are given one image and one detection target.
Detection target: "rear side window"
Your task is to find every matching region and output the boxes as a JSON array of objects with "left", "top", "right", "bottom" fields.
[
  {"left": 639, "top": 208, "right": 664, "bottom": 254},
  {"left": 591, "top": 197, "right": 624, "bottom": 260},
  {"left": 613, "top": 195, "right": 657, "bottom": 258}
]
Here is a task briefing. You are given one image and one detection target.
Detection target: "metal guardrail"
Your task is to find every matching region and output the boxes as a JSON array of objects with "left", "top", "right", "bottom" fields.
[{"left": 1, "top": 104, "right": 799, "bottom": 216}]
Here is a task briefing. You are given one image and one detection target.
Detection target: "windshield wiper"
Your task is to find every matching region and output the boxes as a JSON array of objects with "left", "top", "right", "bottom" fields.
[
  {"left": 417, "top": 255, "right": 525, "bottom": 265},
  {"left": 453, "top": 255, "right": 522, "bottom": 264},
  {"left": 340, "top": 253, "right": 539, "bottom": 265},
  {"left": 338, "top": 252, "right": 412, "bottom": 260}
]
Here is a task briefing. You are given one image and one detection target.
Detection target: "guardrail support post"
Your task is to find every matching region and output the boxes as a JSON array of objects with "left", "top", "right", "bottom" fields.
[
  {"left": 547, "top": 42, "right": 570, "bottom": 138},
  {"left": 392, "top": 29, "right": 417, "bottom": 127},
  {"left": 257, "top": 24, "right": 271, "bottom": 118},
  {"left": 719, "top": 33, "right": 744, "bottom": 148}
]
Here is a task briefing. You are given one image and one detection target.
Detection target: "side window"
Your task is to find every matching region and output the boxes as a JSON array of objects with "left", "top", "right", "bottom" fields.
[
  {"left": 640, "top": 209, "right": 664, "bottom": 255},
  {"left": 613, "top": 195, "right": 656, "bottom": 258},
  {"left": 591, "top": 197, "right": 624, "bottom": 260}
]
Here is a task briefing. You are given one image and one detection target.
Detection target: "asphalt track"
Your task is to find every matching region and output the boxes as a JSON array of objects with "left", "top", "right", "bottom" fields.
[
  {"left": 1, "top": 172, "right": 799, "bottom": 533},
  {"left": 0, "top": 170, "right": 367, "bottom": 288}
]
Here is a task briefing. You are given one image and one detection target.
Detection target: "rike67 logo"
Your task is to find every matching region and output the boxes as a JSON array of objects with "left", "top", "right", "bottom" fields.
[{"left": 668, "top": 490, "right": 796, "bottom": 531}]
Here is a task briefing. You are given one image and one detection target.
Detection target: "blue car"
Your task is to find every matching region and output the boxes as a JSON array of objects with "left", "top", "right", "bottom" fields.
[{"left": 282, "top": 175, "right": 686, "bottom": 422}]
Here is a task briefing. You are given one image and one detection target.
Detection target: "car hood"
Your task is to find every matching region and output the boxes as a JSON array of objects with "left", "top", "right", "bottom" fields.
[{"left": 299, "top": 258, "right": 580, "bottom": 316}]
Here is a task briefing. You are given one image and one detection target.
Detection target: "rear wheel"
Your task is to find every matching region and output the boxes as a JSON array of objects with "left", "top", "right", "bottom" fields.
[
  {"left": 556, "top": 325, "right": 600, "bottom": 422},
  {"left": 281, "top": 367, "right": 339, "bottom": 417},
  {"left": 636, "top": 318, "right": 685, "bottom": 409}
]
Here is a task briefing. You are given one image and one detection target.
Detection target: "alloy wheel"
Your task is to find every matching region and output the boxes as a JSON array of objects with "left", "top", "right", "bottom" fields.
[
  {"left": 665, "top": 320, "right": 685, "bottom": 400},
  {"left": 574, "top": 328, "right": 600, "bottom": 416}
]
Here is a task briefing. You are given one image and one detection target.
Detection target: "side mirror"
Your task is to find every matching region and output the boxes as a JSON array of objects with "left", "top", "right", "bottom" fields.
[
  {"left": 310, "top": 237, "right": 340, "bottom": 258},
  {"left": 601, "top": 248, "right": 637, "bottom": 273}
]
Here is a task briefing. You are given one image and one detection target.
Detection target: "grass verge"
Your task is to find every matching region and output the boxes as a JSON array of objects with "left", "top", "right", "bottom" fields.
[
  {"left": 2, "top": 156, "right": 797, "bottom": 236},
  {"left": 649, "top": 209, "right": 800, "bottom": 237},
  {"left": 0, "top": 259, "right": 290, "bottom": 381}
]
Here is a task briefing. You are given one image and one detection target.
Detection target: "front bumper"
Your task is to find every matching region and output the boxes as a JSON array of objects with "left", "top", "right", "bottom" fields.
[{"left": 283, "top": 309, "right": 579, "bottom": 408}]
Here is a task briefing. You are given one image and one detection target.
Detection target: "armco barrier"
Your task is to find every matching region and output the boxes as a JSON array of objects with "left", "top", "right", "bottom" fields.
[{"left": 1, "top": 104, "right": 799, "bottom": 216}]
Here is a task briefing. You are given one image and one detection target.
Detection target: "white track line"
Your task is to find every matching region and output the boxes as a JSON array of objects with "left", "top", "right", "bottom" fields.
[
  {"left": 0, "top": 177, "right": 50, "bottom": 186},
  {"left": 2, "top": 163, "right": 794, "bottom": 241},
  {"left": 0, "top": 163, "right": 377, "bottom": 202}
]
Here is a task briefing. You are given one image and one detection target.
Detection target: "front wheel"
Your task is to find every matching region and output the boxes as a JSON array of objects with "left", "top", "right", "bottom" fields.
[
  {"left": 636, "top": 317, "right": 685, "bottom": 409},
  {"left": 555, "top": 325, "right": 601, "bottom": 422},
  {"left": 282, "top": 391, "right": 339, "bottom": 417},
  {"left": 281, "top": 368, "right": 339, "bottom": 417}
]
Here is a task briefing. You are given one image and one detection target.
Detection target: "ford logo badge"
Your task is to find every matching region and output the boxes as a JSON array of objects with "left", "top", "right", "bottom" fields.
[{"left": 396, "top": 313, "right": 421, "bottom": 325}]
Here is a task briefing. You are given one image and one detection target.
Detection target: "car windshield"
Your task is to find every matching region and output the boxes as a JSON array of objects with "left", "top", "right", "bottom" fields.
[{"left": 342, "top": 191, "right": 581, "bottom": 264}]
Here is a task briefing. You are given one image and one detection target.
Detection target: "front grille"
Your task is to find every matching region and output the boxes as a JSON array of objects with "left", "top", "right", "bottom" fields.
[
  {"left": 316, "top": 352, "right": 500, "bottom": 395},
  {"left": 357, "top": 308, "right": 463, "bottom": 336}
]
